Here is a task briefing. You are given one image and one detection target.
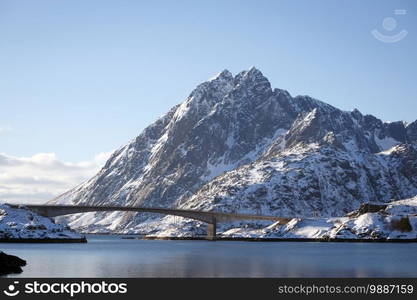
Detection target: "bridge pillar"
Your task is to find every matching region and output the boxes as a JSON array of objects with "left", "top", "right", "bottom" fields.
[{"left": 206, "top": 219, "right": 217, "bottom": 241}]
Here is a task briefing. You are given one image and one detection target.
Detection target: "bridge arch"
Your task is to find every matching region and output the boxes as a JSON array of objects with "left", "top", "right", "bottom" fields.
[{"left": 9, "top": 204, "right": 290, "bottom": 240}]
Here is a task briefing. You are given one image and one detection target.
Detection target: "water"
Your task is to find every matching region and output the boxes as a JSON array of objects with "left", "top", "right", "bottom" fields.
[{"left": 2, "top": 235, "right": 417, "bottom": 277}]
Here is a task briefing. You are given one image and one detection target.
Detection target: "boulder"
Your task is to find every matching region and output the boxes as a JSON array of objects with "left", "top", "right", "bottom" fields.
[{"left": 0, "top": 251, "right": 26, "bottom": 275}]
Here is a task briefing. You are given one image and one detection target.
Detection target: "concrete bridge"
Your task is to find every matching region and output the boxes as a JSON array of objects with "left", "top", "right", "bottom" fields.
[{"left": 9, "top": 204, "right": 291, "bottom": 240}]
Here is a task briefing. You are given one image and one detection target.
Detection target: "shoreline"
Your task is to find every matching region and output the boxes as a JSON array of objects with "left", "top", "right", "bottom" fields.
[
  {"left": 143, "top": 236, "right": 417, "bottom": 243},
  {"left": 2, "top": 234, "right": 416, "bottom": 243},
  {"left": 0, "top": 237, "right": 87, "bottom": 243}
]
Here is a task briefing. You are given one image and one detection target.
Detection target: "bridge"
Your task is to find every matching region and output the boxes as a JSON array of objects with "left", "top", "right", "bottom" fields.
[{"left": 8, "top": 204, "right": 291, "bottom": 240}]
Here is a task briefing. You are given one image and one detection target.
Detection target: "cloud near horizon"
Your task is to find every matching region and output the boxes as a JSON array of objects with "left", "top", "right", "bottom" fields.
[{"left": 0, "top": 151, "right": 113, "bottom": 204}]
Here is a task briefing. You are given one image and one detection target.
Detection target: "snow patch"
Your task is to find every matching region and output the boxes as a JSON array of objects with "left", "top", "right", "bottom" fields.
[
  {"left": 375, "top": 135, "right": 400, "bottom": 151},
  {"left": 0, "top": 204, "right": 83, "bottom": 240}
]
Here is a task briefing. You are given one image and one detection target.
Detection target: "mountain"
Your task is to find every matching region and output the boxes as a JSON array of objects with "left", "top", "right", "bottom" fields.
[{"left": 50, "top": 68, "right": 417, "bottom": 235}]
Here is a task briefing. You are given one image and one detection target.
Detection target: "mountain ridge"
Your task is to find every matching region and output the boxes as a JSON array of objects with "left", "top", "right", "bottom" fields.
[{"left": 50, "top": 68, "right": 417, "bottom": 234}]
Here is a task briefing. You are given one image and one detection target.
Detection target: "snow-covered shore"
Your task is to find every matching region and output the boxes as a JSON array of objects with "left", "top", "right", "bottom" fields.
[
  {"left": 222, "top": 198, "right": 417, "bottom": 240},
  {"left": 4, "top": 197, "right": 413, "bottom": 242},
  {"left": 0, "top": 204, "right": 85, "bottom": 242},
  {"left": 143, "top": 197, "right": 417, "bottom": 241}
]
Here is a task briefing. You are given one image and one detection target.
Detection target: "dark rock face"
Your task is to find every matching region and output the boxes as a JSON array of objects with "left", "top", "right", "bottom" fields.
[
  {"left": 0, "top": 251, "right": 26, "bottom": 275},
  {"left": 407, "top": 121, "right": 417, "bottom": 142},
  {"left": 390, "top": 217, "right": 412, "bottom": 232},
  {"left": 357, "top": 203, "right": 388, "bottom": 214},
  {"left": 50, "top": 68, "right": 417, "bottom": 232}
]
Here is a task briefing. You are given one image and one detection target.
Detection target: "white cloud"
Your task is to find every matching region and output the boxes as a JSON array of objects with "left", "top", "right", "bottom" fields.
[{"left": 0, "top": 151, "right": 113, "bottom": 204}]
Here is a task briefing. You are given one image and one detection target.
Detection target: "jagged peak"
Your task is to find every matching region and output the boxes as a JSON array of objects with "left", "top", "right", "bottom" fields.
[
  {"left": 235, "top": 66, "right": 265, "bottom": 80},
  {"left": 205, "top": 67, "right": 272, "bottom": 93},
  {"left": 208, "top": 69, "right": 233, "bottom": 82},
  {"left": 247, "top": 66, "right": 263, "bottom": 75},
  {"left": 173, "top": 70, "right": 235, "bottom": 122},
  {"left": 350, "top": 108, "right": 363, "bottom": 122},
  {"left": 405, "top": 120, "right": 417, "bottom": 128},
  {"left": 190, "top": 70, "right": 234, "bottom": 97},
  {"left": 233, "top": 67, "right": 272, "bottom": 94}
]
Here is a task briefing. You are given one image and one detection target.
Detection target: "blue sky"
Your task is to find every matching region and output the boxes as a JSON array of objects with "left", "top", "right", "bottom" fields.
[{"left": 0, "top": 0, "right": 416, "bottom": 163}]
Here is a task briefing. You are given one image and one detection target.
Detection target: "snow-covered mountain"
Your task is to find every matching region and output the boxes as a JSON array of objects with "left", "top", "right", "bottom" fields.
[{"left": 50, "top": 68, "right": 417, "bottom": 234}]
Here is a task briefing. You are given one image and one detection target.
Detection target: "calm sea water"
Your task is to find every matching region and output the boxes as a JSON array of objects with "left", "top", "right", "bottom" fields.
[{"left": 2, "top": 235, "right": 417, "bottom": 277}]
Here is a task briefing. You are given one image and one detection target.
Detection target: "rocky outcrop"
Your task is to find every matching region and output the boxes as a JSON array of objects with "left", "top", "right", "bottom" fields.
[{"left": 0, "top": 251, "right": 26, "bottom": 275}]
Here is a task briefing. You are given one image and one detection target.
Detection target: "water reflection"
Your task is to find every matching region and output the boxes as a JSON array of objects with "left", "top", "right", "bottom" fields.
[{"left": 1, "top": 236, "right": 417, "bottom": 277}]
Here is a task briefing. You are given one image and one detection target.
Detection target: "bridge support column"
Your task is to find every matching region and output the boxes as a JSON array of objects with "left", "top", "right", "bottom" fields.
[{"left": 206, "top": 219, "right": 217, "bottom": 241}]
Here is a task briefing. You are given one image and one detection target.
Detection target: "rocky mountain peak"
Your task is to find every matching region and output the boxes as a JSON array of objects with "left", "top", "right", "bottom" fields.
[
  {"left": 209, "top": 69, "right": 233, "bottom": 82},
  {"left": 51, "top": 68, "right": 417, "bottom": 234},
  {"left": 233, "top": 67, "right": 272, "bottom": 95},
  {"left": 351, "top": 108, "right": 363, "bottom": 121}
]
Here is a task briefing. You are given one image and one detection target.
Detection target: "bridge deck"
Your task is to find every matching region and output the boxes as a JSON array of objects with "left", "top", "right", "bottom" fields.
[
  {"left": 9, "top": 204, "right": 290, "bottom": 224},
  {"left": 8, "top": 204, "right": 292, "bottom": 240}
]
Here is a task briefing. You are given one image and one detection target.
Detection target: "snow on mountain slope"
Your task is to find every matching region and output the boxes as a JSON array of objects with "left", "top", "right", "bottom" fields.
[
  {"left": 50, "top": 68, "right": 417, "bottom": 234},
  {"left": 178, "top": 110, "right": 417, "bottom": 219}
]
